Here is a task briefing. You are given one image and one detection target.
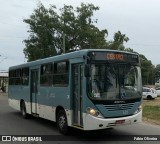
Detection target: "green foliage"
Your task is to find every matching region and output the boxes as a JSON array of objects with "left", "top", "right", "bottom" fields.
[
  {"left": 106, "top": 31, "right": 129, "bottom": 50},
  {"left": 23, "top": 2, "right": 156, "bottom": 85},
  {"left": 140, "top": 54, "right": 154, "bottom": 85},
  {"left": 154, "top": 64, "right": 160, "bottom": 83},
  {"left": 23, "top": 3, "right": 108, "bottom": 61}
]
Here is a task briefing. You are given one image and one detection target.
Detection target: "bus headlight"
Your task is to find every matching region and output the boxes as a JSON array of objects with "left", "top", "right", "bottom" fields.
[
  {"left": 86, "top": 107, "right": 99, "bottom": 117},
  {"left": 134, "top": 105, "right": 142, "bottom": 115}
]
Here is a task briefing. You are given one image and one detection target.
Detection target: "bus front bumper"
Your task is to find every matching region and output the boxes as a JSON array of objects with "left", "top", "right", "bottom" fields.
[{"left": 83, "top": 110, "right": 142, "bottom": 130}]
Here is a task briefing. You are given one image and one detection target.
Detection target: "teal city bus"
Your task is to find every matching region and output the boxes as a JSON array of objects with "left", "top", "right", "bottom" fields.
[{"left": 8, "top": 49, "right": 142, "bottom": 134}]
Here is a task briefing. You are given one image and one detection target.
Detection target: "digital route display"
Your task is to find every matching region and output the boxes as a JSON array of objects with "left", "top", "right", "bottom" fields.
[{"left": 88, "top": 51, "right": 139, "bottom": 64}]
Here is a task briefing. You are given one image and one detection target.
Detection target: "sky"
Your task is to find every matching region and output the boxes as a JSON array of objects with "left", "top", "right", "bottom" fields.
[{"left": 0, "top": 0, "right": 160, "bottom": 71}]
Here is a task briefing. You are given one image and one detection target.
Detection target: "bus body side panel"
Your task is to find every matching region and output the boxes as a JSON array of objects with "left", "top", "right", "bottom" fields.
[
  {"left": 8, "top": 85, "right": 30, "bottom": 113},
  {"left": 37, "top": 87, "right": 70, "bottom": 122},
  {"left": 38, "top": 87, "right": 55, "bottom": 121},
  {"left": 8, "top": 85, "right": 21, "bottom": 111},
  {"left": 22, "top": 86, "right": 31, "bottom": 114}
]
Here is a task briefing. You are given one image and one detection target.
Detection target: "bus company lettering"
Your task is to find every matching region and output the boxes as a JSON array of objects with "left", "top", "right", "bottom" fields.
[
  {"left": 11, "top": 136, "right": 42, "bottom": 142},
  {"left": 106, "top": 53, "right": 124, "bottom": 61},
  {"left": 28, "top": 137, "right": 42, "bottom": 141}
]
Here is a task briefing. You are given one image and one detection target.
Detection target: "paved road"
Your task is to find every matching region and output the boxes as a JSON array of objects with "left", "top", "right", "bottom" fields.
[{"left": 0, "top": 93, "right": 160, "bottom": 144}]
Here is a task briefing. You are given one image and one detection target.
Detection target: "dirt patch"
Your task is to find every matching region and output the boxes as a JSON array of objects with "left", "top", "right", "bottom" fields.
[
  {"left": 142, "top": 97, "right": 160, "bottom": 106},
  {"left": 143, "top": 117, "right": 160, "bottom": 126}
]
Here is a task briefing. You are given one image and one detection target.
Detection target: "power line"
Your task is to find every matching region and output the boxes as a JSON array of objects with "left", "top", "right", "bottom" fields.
[
  {"left": 125, "top": 43, "right": 160, "bottom": 47},
  {"left": 0, "top": 57, "right": 8, "bottom": 64},
  {"left": 0, "top": 36, "right": 26, "bottom": 39},
  {"left": 0, "top": 21, "right": 24, "bottom": 27}
]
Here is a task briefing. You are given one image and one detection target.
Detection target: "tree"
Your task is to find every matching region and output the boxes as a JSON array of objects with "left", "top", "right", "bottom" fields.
[
  {"left": 154, "top": 64, "right": 160, "bottom": 84},
  {"left": 106, "top": 31, "right": 129, "bottom": 50},
  {"left": 140, "top": 54, "right": 154, "bottom": 85},
  {"left": 23, "top": 2, "right": 155, "bottom": 86},
  {"left": 23, "top": 3, "right": 108, "bottom": 61},
  {"left": 105, "top": 31, "right": 155, "bottom": 85}
]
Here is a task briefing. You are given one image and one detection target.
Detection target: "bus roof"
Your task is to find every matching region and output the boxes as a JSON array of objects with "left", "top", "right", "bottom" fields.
[{"left": 9, "top": 49, "right": 139, "bottom": 70}]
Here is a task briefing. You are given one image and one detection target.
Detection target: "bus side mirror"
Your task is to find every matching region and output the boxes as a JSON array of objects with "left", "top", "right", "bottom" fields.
[{"left": 84, "top": 64, "right": 91, "bottom": 77}]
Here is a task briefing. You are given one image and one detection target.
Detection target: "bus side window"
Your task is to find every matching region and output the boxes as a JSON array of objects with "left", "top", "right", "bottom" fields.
[
  {"left": 9, "top": 69, "right": 22, "bottom": 85},
  {"left": 9, "top": 70, "right": 14, "bottom": 85},
  {"left": 40, "top": 63, "right": 53, "bottom": 86},
  {"left": 53, "top": 61, "right": 69, "bottom": 87},
  {"left": 15, "top": 69, "right": 21, "bottom": 85},
  {"left": 22, "top": 68, "right": 29, "bottom": 85}
]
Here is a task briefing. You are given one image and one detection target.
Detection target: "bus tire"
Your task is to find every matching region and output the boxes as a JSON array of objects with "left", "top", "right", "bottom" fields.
[
  {"left": 56, "top": 110, "right": 69, "bottom": 135},
  {"left": 21, "top": 101, "right": 28, "bottom": 119}
]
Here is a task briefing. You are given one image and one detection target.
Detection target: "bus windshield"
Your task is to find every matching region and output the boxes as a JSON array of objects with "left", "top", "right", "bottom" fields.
[{"left": 89, "top": 63, "right": 142, "bottom": 100}]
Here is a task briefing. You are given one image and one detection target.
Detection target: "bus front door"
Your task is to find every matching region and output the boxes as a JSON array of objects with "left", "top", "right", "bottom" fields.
[
  {"left": 72, "top": 64, "right": 83, "bottom": 127},
  {"left": 31, "top": 69, "right": 39, "bottom": 115}
]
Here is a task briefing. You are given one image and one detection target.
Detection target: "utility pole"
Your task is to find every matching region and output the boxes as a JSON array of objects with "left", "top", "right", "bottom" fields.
[
  {"left": 63, "top": 33, "right": 65, "bottom": 54},
  {"left": 62, "top": 14, "right": 66, "bottom": 54}
]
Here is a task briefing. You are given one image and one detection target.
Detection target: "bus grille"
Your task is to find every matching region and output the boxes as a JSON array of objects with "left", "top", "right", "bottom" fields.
[{"left": 104, "top": 103, "right": 134, "bottom": 111}]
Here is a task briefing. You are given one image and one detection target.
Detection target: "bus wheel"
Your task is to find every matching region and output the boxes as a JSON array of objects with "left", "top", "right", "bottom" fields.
[
  {"left": 57, "top": 110, "right": 68, "bottom": 135},
  {"left": 21, "top": 101, "right": 28, "bottom": 119}
]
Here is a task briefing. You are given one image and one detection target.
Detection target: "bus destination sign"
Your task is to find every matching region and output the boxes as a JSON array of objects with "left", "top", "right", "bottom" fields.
[
  {"left": 106, "top": 53, "right": 124, "bottom": 61},
  {"left": 90, "top": 51, "right": 139, "bottom": 64}
]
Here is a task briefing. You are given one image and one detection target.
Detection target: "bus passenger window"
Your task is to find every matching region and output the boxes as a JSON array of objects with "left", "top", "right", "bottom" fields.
[
  {"left": 22, "top": 68, "right": 29, "bottom": 85},
  {"left": 40, "top": 63, "right": 53, "bottom": 86},
  {"left": 9, "top": 69, "right": 22, "bottom": 85},
  {"left": 53, "top": 61, "right": 69, "bottom": 87}
]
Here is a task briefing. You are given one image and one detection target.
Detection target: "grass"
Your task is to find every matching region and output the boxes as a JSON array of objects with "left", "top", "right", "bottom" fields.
[
  {"left": 142, "top": 97, "right": 160, "bottom": 125},
  {"left": 143, "top": 105, "right": 160, "bottom": 121}
]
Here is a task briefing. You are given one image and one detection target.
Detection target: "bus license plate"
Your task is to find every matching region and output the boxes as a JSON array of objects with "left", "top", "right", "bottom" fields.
[{"left": 115, "top": 120, "right": 125, "bottom": 125}]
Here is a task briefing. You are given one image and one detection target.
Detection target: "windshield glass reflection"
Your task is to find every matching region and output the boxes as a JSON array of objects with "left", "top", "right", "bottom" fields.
[{"left": 90, "top": 64, "right": 142, "bottom": 100}]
